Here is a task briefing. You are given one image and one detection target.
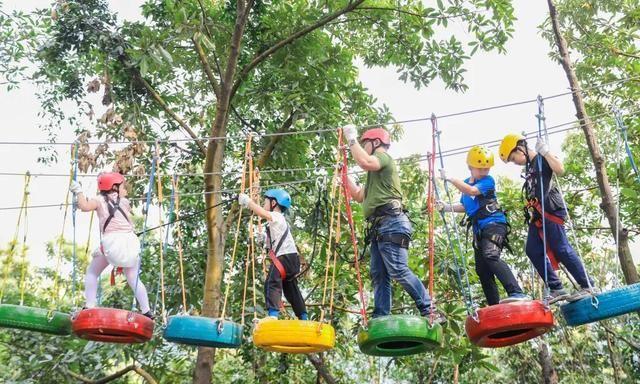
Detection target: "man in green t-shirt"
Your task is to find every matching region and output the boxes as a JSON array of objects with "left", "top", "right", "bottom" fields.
[{"left": 342, "top": 125, "right": 443, "bottom": 323}]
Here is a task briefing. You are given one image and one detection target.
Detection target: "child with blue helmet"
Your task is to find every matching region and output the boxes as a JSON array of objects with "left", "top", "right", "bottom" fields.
[{"left": 238, "top": 189, "right": 308, "bottom": 320}]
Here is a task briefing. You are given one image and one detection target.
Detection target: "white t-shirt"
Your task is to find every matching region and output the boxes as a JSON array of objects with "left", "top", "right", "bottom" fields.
[{"left": 265, "top": 211, "right": 297, "bottom": 256}]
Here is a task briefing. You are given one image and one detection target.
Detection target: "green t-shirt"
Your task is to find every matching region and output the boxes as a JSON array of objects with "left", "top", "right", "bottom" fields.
[{"left": 362, "top": 152, "right": 403, "bottom": 218}]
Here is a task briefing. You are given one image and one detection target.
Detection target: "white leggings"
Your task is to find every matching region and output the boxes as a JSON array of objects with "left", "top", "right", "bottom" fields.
[{"left": 84, "top": 250, "right": 151, "bottom": 313}]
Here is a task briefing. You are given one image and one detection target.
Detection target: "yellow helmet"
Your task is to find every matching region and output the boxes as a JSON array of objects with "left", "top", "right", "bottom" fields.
[
  {"left": 499, "top": 133, "right": 525, "bottom": 163},
  {"left": 467, "top": 145, "right": 494, "bottom": 169}
]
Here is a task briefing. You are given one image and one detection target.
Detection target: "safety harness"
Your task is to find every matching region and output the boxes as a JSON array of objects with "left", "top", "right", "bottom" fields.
[
  {"left": 460, "top": 187, "right": 513, "bottom": 254},
  {"left": 100, "top": 193, "right": 132, "bottom": 285},
  {"left": 266, "top": 224, "right": 291, "bottom": 280},
  {"left": 363, "top": 200, "right": 412, "bottom": 257},
  {"left": 521, "top": 150, "right": 563, "bottom": 270},
  {"left": 101, "top": 193, "right": 131, "bottom": 232}
]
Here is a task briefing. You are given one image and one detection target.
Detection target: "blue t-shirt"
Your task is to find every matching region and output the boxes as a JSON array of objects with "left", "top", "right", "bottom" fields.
[{"left": 460, "top": 175, "right": 507, "bottom": 232}]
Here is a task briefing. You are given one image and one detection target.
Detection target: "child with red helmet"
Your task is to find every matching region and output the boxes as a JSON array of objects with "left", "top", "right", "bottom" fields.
[{"left": 70, "top": 172, "right": 152, "bottom": 318}]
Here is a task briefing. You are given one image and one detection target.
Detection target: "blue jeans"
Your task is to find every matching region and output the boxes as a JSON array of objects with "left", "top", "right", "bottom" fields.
[
  {"left": 526, "top": 218, "right": 592, "bottom": 290},
  {"left": 370, "top": 213, "right": 431, "bottom": 317}
]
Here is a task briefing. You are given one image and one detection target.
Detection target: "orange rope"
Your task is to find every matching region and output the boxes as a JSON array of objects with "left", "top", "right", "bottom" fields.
[{"left": 339, "top": 129, "right": 368, "bottom": 327}]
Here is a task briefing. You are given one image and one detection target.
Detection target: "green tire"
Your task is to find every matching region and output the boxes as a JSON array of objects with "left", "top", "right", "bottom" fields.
[
  {"left": 357, "top": 315, "right": 442, "bottom": 357},
  {"left": 0, "top": 304, "right": 72, "bottom": 336}
]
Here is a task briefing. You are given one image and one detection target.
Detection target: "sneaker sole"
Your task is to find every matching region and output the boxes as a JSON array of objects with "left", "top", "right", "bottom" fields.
[{"left": 548, "top": 294, "right": 570, "bottom": 304}]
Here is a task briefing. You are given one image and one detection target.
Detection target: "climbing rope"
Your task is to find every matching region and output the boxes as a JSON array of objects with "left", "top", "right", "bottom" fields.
[
  {"left": 538, "top": 97, "right": 596, "bottom": 298},
  {"left": 221, "top": 134, "right": 252, "bottom": 324},
  {"left": 71, "top": 143, "right": 79, "bottom": 307},
  {"left": 51, "top": 149, "right": 75, "bottom": 312},
  {"left": 131, "top": 147, "right": 157, "bottom": 314},
  {"left": 328, "top": 182, "right": 343, "bottom": 318},
  {"left": 535, "top": 97, "right": 552, "bottom": 304},
  {"left": 0, "top": 172, "right": 31, "bottom": 304},
  {"left": 338, "top": 128, "right": 368, "bottom": 327},
  {"left": 153, "top": 147, "right": 174, "bottom": 324},
  {"left": 613, "top": 107, "right": 640, "bottom": 183},
  {"left": 425, "top": 125, "right": 437, "bottom": 324},
  {"left": 171, "top": 176, "right": 189, "bottom": 314},
  {"left": 319, "top": 149, "right": 342, "bottom": 323},
  {"left": 431, "top": 115, "right": 476, "bottom": 318},
  {"left": 18, "top": 173, "right": 31, "bottom": 306}
]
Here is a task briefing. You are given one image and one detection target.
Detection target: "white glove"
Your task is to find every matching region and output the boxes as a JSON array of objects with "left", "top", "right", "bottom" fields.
[
  {"left": 342, "top": 124, "right": 358, "bottom": 142},
  {"left": 438, "top": 169, "right": 448, "bottom": 182},
  {"left": 435, "top": 200, "right": 452, "bottom": 212},
  {"left": 535, "top": 139, "right": 550, "bottom": 156},
  {"left": 238, "top": 193, "right": 251, "bottom": 208},
  {"left": 70, "top": 181, "right": 83, "bottom": 195}
]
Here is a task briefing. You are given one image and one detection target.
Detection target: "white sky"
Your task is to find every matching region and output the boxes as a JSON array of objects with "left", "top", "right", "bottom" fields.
[{"left": 0, "top": 1, "right": 636, "bottom": 267}]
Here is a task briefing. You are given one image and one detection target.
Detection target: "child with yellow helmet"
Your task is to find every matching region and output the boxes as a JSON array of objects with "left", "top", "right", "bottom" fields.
[
  {"left": 499, "top": 134, "right": 594, "bottom": 303},
  {"left": 437, "top": 146, "right": 528, "bottom": 305}
]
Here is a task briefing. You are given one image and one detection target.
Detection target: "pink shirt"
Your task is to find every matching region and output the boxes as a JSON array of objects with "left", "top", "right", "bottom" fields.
[{"left": 93, "top": 193, "right": 134, "bottom": 234}]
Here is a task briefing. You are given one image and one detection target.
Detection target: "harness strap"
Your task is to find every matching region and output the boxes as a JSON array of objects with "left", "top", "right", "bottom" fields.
[
  {"left": 376, "top": 233, "right": 410, "bottom": 249},
  {"left": 102, "top": 195, "right": 130, "bottom": 233},
  {"left": 528, "top": 199, "right": 563, "bottom": 270},
  {"left": 266, "top": 225, "right": 290, "bottom": 280}
]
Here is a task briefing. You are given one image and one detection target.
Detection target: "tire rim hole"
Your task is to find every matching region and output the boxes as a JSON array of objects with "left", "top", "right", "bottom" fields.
[
  {"left": 377, "top": 341, "right": 423, "bottom": 350},
  {"left": 488, "top": 328, "right": 531, "bottom": 339}
]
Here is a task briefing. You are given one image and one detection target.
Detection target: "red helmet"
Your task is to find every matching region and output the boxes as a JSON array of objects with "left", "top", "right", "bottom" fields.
[
  {"left": 360, "top": 128, "right": 391, "bottom": 145},
  {"left": 97, "top": 172, "right": 125, "bottom": 191}
]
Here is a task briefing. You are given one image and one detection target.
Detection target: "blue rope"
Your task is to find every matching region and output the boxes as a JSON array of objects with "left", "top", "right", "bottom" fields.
[
  {"left": 132, "top": 152, "right": 157, "bottom": 312},
  {"left": 71, "top": 143, "right": 79, "bottom": 306},
  {"left": 431, "top": 115, "right": 476, "bottom": 316},
  {"left": 613, "top": 107, "right": 640, "bottom": 183},
  {"left": 535, "top": 96, "right": 551, "bottom": 302}
]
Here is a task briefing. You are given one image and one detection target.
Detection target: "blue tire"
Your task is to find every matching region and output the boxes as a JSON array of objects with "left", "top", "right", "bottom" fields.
[
  {"left": 163, "top": 315, "right": 243, "bottom": 348},
  {"left": 560, "top": 283, "right": 640, "bottom": 326}
]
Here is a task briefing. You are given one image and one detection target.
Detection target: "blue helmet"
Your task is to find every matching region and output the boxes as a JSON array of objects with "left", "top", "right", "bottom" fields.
[{"left": 264, "top": 189, "right": 291, "bottom": 210}]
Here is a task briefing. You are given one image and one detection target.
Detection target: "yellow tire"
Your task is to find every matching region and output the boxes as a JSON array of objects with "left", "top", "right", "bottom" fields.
[{"left": 252, "top": 319, "right": 335, "bottom": 354}]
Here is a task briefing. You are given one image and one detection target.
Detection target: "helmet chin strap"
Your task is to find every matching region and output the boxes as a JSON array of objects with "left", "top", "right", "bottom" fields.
[{"left": 364, "top": 139, "right": 381, "bottom": 155}]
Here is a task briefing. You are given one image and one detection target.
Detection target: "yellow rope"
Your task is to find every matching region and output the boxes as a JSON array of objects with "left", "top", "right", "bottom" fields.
[
  {"left": 328, "top": 189, "right": 343, "bottom": 318},
  {"left": 0, "top": 172, "right": 31, "bottom": 303},
  {"left": 319, "top": 167, "right": 340, "bottom": 323},
  {"left": 220, "top": 135, "right": 252, "bottom": 320},
  {"left": 172, "top": 176, "right": 188, "bottom": 313},
  {"left": 51, "top": 166, "right": 73, "bottom": 310},
  {"left": 18, "top": 173, "right": 31, "bottom": 305}
]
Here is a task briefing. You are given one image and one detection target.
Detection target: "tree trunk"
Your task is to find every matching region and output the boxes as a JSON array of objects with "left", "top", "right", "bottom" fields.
[
  {"left": 538, "top": 341, "right": 558, "bottom": 384},
  {"left": 546, "top": 0, "right": 639, "bottom": 284},
  {"left": 193, "top": 2, "right": 251, "bottom": 383}
]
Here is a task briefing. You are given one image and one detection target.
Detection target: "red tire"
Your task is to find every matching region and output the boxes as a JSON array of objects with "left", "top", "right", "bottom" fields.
[
  {"left": 465, "top": 301, "right": 554, "bottom": 348},
  {"left": 72, "top": 308, "right": 154, "bottom": 344}
]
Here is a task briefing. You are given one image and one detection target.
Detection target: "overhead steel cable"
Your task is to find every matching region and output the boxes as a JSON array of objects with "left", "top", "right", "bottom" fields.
[{"left": 0, "top": 75, "right": 636, "bottom": 147}]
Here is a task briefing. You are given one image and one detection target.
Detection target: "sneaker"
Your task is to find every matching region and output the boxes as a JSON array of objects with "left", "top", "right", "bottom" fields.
[
  {"left": 500, "top": 293, "right": 531, "bottom": 304},
  {"left": 567, "top": 288, "right": 596, "bottom": 302},
  {"left": 423, "top": 309, "right": 446, "bottom": 325},
  {"left": 548, "top": 288, "right": 570, "bottom": 304},
  {"left": 142, "top": 311, "right": 155, "bottom": 320}
]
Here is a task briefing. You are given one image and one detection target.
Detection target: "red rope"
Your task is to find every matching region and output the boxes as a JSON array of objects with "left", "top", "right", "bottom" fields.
[{"left": 338, "top": 129, "right": 368, "bottom": 327}]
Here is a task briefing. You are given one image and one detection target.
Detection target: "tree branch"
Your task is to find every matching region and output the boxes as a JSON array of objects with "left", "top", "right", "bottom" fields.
[
  {"left": 230, "top": 0, "right": 366, "bottom": 98},
  {"left": 601, "top": 323, "right": 640, "bottom": 352},
  {"left": 62, "top": 365, "right": 158, "bottom": 384},
  {"left": 133, "top": 366, "right": 158, "bottom": 384},
  {"left": 193, "top": 34, "right": 221, "bottom": 98},
  {"left": 307, "top": 354, "right": 337, "bottom": 384},
  {"left": 135, "top": 75, "right": 206, "bottom": 155},
  {"left": 222, "top": 111, "right": 298, "bottom": 231},
  {"left": 62, "top": 365, "right": 135, "bottom": 384}
]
